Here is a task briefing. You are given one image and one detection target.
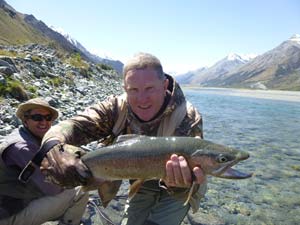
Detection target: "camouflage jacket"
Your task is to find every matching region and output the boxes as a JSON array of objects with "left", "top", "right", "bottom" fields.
[{"left": 44, "top": 75, "right": 203, "bottom": 145}]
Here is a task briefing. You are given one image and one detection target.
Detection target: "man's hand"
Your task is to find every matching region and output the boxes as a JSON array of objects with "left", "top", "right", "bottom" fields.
[
  {"left": 40, "top": 144, "right": 92, "bottom": 188},
  {"left": 164, "top": 154, "right": 206, "bottom": 188}
]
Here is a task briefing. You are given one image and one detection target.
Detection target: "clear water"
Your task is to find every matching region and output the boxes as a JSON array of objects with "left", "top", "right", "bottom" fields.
[{"left": 183, "top": 88, "right": 300, "bottom": 225}]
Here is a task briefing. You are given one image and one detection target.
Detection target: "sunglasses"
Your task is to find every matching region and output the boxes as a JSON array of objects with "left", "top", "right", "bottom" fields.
[{"left": 26, "top": 114, "right": 53, "bottom": 122}]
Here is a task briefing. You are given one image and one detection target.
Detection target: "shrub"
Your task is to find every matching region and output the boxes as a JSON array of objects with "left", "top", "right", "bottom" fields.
[
  {"left": 48, "top": 77, "right": 64, "bottom": 87},
  {"left": 48, "top": 76, "right": 74, "bottom": 87},
  {"left": 0, "top": 78, "right": 28, "bottom": 101},
  {"left": 0, "top": 49, "right": 25, "bottom": 58},
  {"left": 0, "top": 49, "right": 17, "bottom": 57},
  {"left": 67, "top": 53, "right": 89, "bottom": 69},
  {"left": 97, "top": 63, "right": 113, "bottom": 71},
  {"left": 26, "top": 85, "right": 37, "bottom": 94},
  {"left": 31, "top": 55, "right": 43, "bottom": 64}
]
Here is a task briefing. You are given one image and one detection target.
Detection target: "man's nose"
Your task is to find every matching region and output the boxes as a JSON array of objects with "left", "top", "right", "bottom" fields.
[{"left": 136, "top": 91, "right": 149, "bottom": 101}]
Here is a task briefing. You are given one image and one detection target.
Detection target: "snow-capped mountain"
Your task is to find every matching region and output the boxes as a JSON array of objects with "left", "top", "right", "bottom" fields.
[
  {"left": 204, "top": 34, "right": 300, "bottom": 90},
  {"left": 226, "top": 53, "right": 257, "bottom": 63},
  {"left": 50, "top": 26, "right": 81, "bottom": 47},
  {"left": 51, "top": 26, "right": 123, "bottom": 74},
  {"left": 176, "top": 34, "right": 300, "bottom": 90},
  {"left": 176, "top": 53, "right": 256, "bottom": 84},
  {"left": 289, "top": 34, "right": 300, "bottom": 44}
]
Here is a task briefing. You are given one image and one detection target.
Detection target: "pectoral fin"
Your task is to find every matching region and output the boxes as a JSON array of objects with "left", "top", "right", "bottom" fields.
[
  {"left": 128, "top": 179, "right": 144, "bottom": 199},
  {"left": 183, "top": 181, "right": 196, "bottom": 206},
  {"left": 98, "top": 180, "right": 122, "bottom": 207}
]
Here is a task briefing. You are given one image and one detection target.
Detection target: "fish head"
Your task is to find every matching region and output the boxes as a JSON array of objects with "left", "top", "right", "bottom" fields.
[{"left": 191, "top": 141, "right": 252, "bottom": 179}]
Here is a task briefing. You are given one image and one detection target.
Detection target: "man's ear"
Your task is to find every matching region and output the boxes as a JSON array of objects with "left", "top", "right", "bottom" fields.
[
  {"left": 23, "top": 120, "right": 28, "bottom": 128},
  {"left": 122, "top": 80, "right": 127, "bottom": 92},
  {"left": 164, "top": 78, "right": 169, "bottom": 91}
]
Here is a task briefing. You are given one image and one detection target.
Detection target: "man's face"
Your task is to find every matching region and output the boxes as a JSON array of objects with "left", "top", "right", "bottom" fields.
[
  {"left": 124, "top": 67, "right": 169, "bottom": 121},
  {"left": 23, "top": 108, "right": 53, "bottom": 138}
]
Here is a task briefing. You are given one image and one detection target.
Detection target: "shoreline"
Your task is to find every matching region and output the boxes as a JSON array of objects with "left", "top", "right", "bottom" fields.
[{"left": 182, "top": 86, "right": 300, "bottom": 103}]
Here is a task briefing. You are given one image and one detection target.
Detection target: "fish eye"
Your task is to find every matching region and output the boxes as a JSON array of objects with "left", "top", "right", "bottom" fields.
[{"left": 217, "top": 154, "right": 228, "bottom": 163}]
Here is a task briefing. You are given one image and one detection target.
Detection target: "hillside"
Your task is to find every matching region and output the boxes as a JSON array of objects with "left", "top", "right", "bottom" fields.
[
  {"left": 0, "top": 0, "right": 123, "bottom": 73},
  {"left": 0, "top": 0, "right": 49, "bottom": 45}
]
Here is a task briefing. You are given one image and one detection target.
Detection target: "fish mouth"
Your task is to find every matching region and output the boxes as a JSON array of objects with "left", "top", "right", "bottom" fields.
[
  {"left": 212, "top": 159, "right": 252, "bottom": 179},
  {"left": 217, "top": 167, "right": 253, "bottom": 179}
]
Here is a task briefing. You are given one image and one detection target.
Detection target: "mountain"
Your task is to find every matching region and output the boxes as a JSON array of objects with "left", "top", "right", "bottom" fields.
[
  {"left": 176, "top": 53, "right": 255, "bottom": 84},
  {"left": 175, "top": 67, "right": 207, "bottom": 84},
  {"left": 0, "top": 0, "right": 86, "bottom": 55},
  {"left": 0, "top": 0, "right": 123, "bottom": 74},
  {"left": 51, "top": 27, "right": 124, "bottom": 74},
  {"left": 176, "top": 35, "right": 300, "bottom": 91},
  {"left": 0, "top": 0, "right": 49, "bottom": 45},
  {"left": 207, "top": 35, "right": 300, "bottom": 90}
]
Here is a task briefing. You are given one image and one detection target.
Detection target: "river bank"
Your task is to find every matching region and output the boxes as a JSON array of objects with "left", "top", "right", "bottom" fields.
[{"left": 182, "top": 86, "right": 300, "bottom": 103}]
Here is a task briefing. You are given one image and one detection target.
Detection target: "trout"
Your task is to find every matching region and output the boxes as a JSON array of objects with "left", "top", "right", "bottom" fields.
[{"left": 81, "top": 135, "right": 252, "bottom": 207}]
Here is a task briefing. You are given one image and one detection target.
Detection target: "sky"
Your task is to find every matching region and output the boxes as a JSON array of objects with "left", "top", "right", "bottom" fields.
[{"left": 6, "top": 0, "right": 300, "bottom": 74}]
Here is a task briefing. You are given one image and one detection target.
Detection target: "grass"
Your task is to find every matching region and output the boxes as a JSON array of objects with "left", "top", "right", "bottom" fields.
[
  {"left": 97, "top": 63, "right": 113, "bottom": 71},
  {"left": 0, "top": 49, "right": 18, "bottom": 57},
  {"left": 0, "top": 49, "right": 27, "bottom": 59},
  {"left": 0, "top": 10, "right": 69, "bottom": 58},
  {"left": 65, "top": 53, "right": 89, "bottom": 69},
  {"left": 47, "top": 76, "right": 74, "bottom": 87},
  {"left": 0, "top": 78, "right": 28, "bottom": 101},
  {"left": 0, "top": 10, "right": 49, "bottom": 45},
  {"left": 64, "top": 53, "right": 91, "bottom": 78}
]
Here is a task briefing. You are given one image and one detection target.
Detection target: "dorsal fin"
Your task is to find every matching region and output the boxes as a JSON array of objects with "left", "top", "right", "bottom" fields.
[{"left": 115, "top": 134, "right": 144, "bottom": 143}]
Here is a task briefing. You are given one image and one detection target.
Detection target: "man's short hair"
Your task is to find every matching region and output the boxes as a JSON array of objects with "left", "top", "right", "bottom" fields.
[{"left": 123, "top": 52, "right": 165, "bottom": 80}]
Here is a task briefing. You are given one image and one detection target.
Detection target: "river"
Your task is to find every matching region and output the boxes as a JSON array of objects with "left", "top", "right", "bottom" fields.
[{"left": 183, "top": 87, "right": 300, "bottom": 225}]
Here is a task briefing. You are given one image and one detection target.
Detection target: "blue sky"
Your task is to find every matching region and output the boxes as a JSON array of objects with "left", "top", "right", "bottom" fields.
[{"left": 7, "top": 0, "right": 300, "bottom": 73}]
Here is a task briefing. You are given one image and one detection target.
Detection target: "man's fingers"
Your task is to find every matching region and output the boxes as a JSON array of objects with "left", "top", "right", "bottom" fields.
[
  {"left": 193, "top": 167, "right": 206, "bottom": 184},
  {"left": 165, "top": 159, "right": 175, "bottom": 186},
  {"left": 178, "top": 156, "right": 192, "bottom": 186},
  {"left": 170, "top": 154, "right": 184, "bottom": 185},
  {"left": 165, "top": 154, "right": 206, "bottom": 188}
]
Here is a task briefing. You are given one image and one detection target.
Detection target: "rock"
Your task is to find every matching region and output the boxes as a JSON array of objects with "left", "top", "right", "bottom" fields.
[
  {"left": 187, "top": 211, "right": 225, "bottom": 225},
  {"left": 0, "top": 57, "right": 16, "bottom": 68},
  {"left": 45, "top": 96, "right": 59, "bottom": 108},
  {"left": 0, "top": 126, "right": 14, "bottom": 136},
  {"left": 0, "top": 74, "right": 6, "bottom": 84},
  {"left": 0, "top": 66, "right": 14, "bottom": 76},
  {"left": 24, "top": 54, "right": 32, "bottom": 61},
  {"left": 0, "top": 43, "right": 134, "bottom": 225}
]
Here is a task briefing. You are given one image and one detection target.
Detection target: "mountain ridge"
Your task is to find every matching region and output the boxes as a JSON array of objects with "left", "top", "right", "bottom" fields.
[
  {"left": 176, "top": 35, "right": 300, "bottom": 90},
  {"left": 51, "top": 26, "right": 124, "bottom": 74},
  {"left": 176, "top": 53, "right": 255, "bottom": 85}
]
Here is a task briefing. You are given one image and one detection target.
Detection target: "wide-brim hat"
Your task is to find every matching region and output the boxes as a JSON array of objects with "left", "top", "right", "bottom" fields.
[{"left": 16, "top": 97, "right": 59, "bottom": 121}]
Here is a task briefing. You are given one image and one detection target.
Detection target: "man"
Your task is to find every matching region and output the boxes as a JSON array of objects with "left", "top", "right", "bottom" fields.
[
  {"left": 0, "top": 98, "right": 89, "bottom": 225},
  {"left": 40, "top": 53, "right": 207, "bottom": 225}
]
